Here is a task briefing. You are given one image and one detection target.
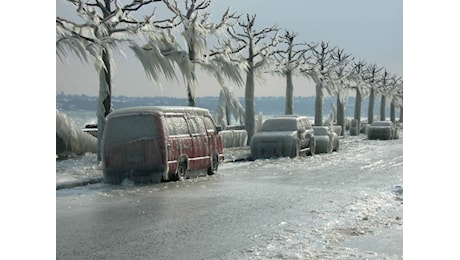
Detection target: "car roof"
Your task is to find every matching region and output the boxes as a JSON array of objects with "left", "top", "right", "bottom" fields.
[
  {"left": 272, "top": 115, "right": 307, "bottom": 119},
  {"left": 107, "top": 106, "right": 211, "bottom": 118}
]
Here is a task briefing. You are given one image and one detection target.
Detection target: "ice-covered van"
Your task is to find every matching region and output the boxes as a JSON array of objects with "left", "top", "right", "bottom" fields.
[{"left": 102, "top": 106, "right": 224, "bottom": 184}]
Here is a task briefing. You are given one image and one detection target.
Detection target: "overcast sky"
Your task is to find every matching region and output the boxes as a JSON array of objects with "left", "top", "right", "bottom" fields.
[{"left": 56, "top": 0, "right": 403, "bottom": 98}]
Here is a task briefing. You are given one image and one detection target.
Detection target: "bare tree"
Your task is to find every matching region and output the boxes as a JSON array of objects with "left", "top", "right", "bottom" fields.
[
  {"left": 57, "top": 0, "right": 181, "bottom": 160},
  {"left": 301, "top": 41, "right": 336, "bottom": 126},
  {"left": 162, "top": 0, "right": 239, "bottom": 106},
  {"left": 227, "top": 14, "right": 279, "bottom": 142},
  {"left": 330, "top": 48, "right": 353, "bottom": 135},
  {"left": 272, "top": 30, "right": 308, "bottom": 115}
]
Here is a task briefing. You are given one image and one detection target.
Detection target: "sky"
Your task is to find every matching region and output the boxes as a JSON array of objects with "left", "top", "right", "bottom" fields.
[{"left": 55, "top": 0, "right": 403, "bottom": 98}]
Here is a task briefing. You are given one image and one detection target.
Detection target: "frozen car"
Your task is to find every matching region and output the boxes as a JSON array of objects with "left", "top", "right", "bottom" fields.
[
  {"left": 312, "top": 126, "right": 340, "bottom": 153},
  {"left": 102, "top": 106, "right": 224, "bottom": 184},
  {"left": 250, "top": 116, "right": 316, "bottom": 160},
  {"left": 367, "top": 121, "right": 400, "bottom": 140}
]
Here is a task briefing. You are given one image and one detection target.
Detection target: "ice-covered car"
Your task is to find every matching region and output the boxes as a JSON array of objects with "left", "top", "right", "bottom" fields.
[
  {"left": 250, "top": 116, "right": 316, "bottom": 159},
  {"left": 312, "top": 126, "right": 340, "bottom": 153},
  {"left": 367, "top": 121, "right": 399, "bottom": 140},
  {"left": 102, "top": 106, "right": 224, "bottom": 184}
]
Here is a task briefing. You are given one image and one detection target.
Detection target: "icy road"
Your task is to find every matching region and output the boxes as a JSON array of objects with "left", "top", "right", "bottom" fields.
[{"left": 56, "top": 133, "right": 403, "bottom": 259}]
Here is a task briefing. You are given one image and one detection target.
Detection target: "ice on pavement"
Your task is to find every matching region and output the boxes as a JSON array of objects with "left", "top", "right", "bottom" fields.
[{"left": 57, "top": 131, "right": 402, "bottom": 259}]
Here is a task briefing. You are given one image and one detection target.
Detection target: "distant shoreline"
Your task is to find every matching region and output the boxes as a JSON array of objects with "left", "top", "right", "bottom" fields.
[{"left": 56, "top": 94, "right": 398, "bottom": 119}]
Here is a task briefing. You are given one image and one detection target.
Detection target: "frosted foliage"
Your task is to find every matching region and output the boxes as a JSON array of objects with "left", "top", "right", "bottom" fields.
[
  {"left": 215, "top": 87, "right": 245, "bottom": 128},
  {"left": 200, "top": 54, "right": 245, "bottom": 88},
  {"left": 256, "top": 112, "right": 263, "bottom": 132},
  {"left": 253, "top": 56, "right": 273, "bottom": 86},
  {"left": 325, "top": 103, "right": 337, "bottom": 125},
  {"left": 336, "top": 84, "right": 349, "bottom": 103},
  {"left": 129, "top": 30, "right": 194, "bottom": 86},
  {"left": 182, "top": 17, "right": 209, "bottom": 60},
  {"left": 56, "top": 109, "right": 97, "bottom": 156},
  {"left": 215, "top": 91, "right": 227, "bottom": 128}
]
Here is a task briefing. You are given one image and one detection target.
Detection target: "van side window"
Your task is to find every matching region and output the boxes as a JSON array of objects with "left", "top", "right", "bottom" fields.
[
  {"left": 165, "top": 116, "right": 189, "bottom": 136},
  {"left": 203, "top": 116, "right": 216, "bottom": 132},
  {"left": 194, "top": 117, "right": 206, "bottom": 134},
  {"left": 187, "top": 117, "right": 206, "bottom": 135}
]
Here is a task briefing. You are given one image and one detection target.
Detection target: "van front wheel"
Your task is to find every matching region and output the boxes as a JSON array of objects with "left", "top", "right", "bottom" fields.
[{"left": 207, "top": 152, "right": 219, "bottom": 175}]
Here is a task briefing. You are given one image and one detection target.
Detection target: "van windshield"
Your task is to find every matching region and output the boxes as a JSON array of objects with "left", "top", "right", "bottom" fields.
[{"left": 105, "top": 115, "right": 158, "bottom": 145}]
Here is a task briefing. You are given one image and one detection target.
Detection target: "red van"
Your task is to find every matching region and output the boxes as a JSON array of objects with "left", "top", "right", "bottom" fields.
[{"left": 102, "top": 106, "right": 224, "bottom": 184}]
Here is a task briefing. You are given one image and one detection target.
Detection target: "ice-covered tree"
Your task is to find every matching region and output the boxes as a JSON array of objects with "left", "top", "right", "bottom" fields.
[
  {"left": 396, "top": 82, "right": 403, "bottom": 123},
  {"left": 301, "top": 41, "right": 337, "bottom": 126},
  {"left": 348, "top": 60, "right": 370, "bottom": 135},
  {"left": 57, "top": 0, "right": 183, "bottom": 160},
  {"left": 377, "top": 69, "right": 391, "bottom": 121},
  {"left": 226, "top": 14, "right": 279, "bottom": 142},
  {"left": 161, "top": 0, "right": 239, "bottom": 106},
  {"left": 272, "top": 30, "right": 308, "bottom": 115},
  {"left": 206, "top": 38, "right": 248, "bottom": 124},
  {"left": 388, "top": 75, "right": 403, "bottom": 123},
  {"left": 330, "top": 48, "right": 352, "bottom": 135},
  {"left": 363, "top": 64, "right": 383, "bottom": 124},
  {"left": 215, "top": 87, "right": 245, "bottom": 128}
]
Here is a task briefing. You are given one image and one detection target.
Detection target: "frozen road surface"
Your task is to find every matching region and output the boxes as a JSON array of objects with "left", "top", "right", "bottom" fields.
[{"left": 56, "top": 133, "right": 403, "bottom": 259}]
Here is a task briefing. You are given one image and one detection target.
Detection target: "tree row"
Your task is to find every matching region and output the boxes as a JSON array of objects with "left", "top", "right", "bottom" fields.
[{"left": 56, "top": 0, "right": 402, "bottom": 158}]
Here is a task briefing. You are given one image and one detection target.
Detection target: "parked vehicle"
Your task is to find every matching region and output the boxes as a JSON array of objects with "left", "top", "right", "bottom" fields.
[
  {"left": 250, "top": 115, "right": 315, "bottom": 160},
  {"left": 312, "top": 126, "right": 340, "bottom": 153},
  {"left": 367, "top": 121, "right": 399, "bottom": 140},
  {"left": 102, "top": 106, "right": 224, "bottom": 184}
]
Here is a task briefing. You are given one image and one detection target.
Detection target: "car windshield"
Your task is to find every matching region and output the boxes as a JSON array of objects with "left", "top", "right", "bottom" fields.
[
  {"left": 261, "top": 119, "right": 297, "bottom": 132},
  {"left": 313, "top": 127, "right": 329, "bottom": 135},
  {"left": 372, "top": 121, "right": 392, "bottom": 127}
]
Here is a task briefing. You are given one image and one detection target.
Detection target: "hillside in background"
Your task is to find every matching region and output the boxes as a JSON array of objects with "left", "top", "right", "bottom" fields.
[{"left": 56, "top": 94, "right": 398, "bottom": 120}]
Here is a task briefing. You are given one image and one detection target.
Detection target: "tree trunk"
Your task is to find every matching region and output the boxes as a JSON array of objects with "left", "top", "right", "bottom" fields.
[
  {"left": 225, "top": 104, "right": 232, "bottom": 126},
  {"left": 390, "top": 99, "right": 396, "bottom": 123},
  {"left": 97, "top": 48, "right": 112, "bottom": 161},
  {"left": 380, "top": 95, "right": 386, "bottom": 121},
  {"left": 336, "top": 96, "right": 345, "bottom": 136},
  {"left": 399, "top": 105, "right": 403, "bottom": 123},
  {"left": 186, "top": 64, "right": 196, "bottom": 107},
  {"left": 354, "top": 89, "right": 362, "bottom": 121},
  {"left": 352, "top": 89, "right": 362, "bottom": 136},
  {"left": 187, "top": 44, "right": 197, "bottom": 107},
  {"left": 187, "top": 83, "right": 196, "bottom": 106},
  {"left": 368, "top": 88, "right": 375, "bottom": 124},
  {"left": 314, "top": 82, "right": 324, "bottom": 126},
  {"left": 245, "top": 68, "right": 255, "bottom": 143},
  {"left": 285, "top": 71, "right": 294, "bottom": 115}
]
